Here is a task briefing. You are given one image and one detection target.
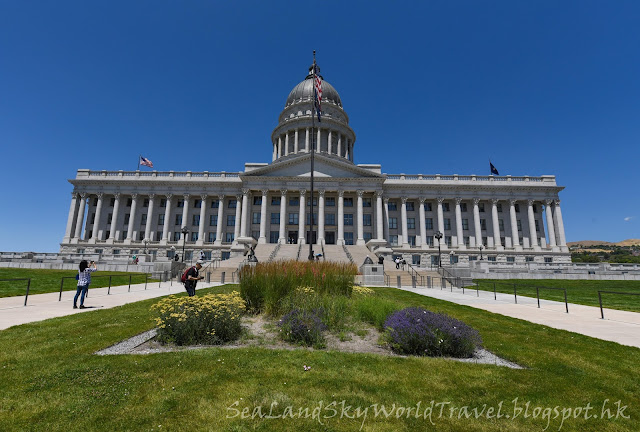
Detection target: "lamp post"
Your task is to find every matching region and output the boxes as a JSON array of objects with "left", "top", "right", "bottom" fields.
[
  {"left": 479, "top": 245, "right": 484, "bottom": 260},
  {"left": 434, "top": 231, "right": 443, "bottom": 268},
  {"left": 181, "top": 226, "right": 189, "bottom": 262}
]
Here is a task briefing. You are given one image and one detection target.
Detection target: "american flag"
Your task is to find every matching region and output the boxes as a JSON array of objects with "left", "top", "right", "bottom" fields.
[
  {"left": 313, "top": 65, "right": 322, "bottom": 122},
  {"left": 140, "top": 156, "right": 154, "bottom": 168}
]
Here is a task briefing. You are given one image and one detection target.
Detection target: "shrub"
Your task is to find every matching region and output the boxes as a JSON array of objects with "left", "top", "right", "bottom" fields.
[
  {"left": 352, "top": 286, "right": 375, "bottom": 297},
  {"left": 384, "top": 307, "right": 482, "bottom": 358},
  {"left": 353, "top": 296, "right": 402, "bottom": 330},
  {"left": 277, "top": 308, "right": 326, "bottom": 347},
  {"left": 152, "top": 291, "right": 245, "bottom": 345},
  {"left": 279, "top": 290, "right": 352, "bottom": 332},
  {"left": 239, "top": 261, "right": 357, "bottom": 314}
]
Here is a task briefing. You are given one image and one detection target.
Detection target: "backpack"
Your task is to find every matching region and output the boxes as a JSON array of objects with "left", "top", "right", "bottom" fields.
[{"left": 181, "top": 266, "right": 195, "bottom": 284}]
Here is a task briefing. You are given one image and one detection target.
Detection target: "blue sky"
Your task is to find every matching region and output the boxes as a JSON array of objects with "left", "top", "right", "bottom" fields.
[{"left": 1, "top": 1, "right": 638, "bottom": 252}]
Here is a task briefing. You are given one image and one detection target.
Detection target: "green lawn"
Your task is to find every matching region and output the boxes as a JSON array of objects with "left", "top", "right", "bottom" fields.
[
  {"left": 474, "top": 279, "right": 640, "bottom": 313},
  {"left": 0, "top": 268, "right": 156, "bottom": 298},
  {"left": 0, "top": 285, "right": 638, "bottom": 431}
]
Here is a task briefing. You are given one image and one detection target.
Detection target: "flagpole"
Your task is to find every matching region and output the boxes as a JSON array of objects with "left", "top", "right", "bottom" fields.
[
  {"left": 308, "top": 51, "right": 316, "bottom": 261},
  {"left": 137, "top": 155, "right": 140, "bottom": 171}
]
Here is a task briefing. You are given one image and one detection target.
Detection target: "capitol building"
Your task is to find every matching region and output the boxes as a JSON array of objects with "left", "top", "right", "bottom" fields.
[{"left": 60, "top": 64, "right": 570, "bottom": 267}]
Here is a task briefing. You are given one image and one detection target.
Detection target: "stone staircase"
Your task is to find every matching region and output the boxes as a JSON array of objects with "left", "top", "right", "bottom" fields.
[
  {"left": 322, "top": 245, "right": 350, "bottom": 263},
  {"left": 345, "top": 245, "right": 373, "bottom": 267},
  {"left": 272, "top": 244, "right": 301, "bottom": 261}
]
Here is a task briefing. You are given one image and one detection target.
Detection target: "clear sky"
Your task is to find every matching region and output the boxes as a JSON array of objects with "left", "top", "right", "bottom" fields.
[{"left": 1, "top": 1, "right": 638, "bottom": 252}]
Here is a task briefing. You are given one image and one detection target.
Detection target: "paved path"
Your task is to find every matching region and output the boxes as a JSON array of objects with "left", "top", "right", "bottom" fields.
[
  {"left": 398, "top": 285, "right": 640, "bottom": 349},
  {"left": 0, "top": 281, "right": 223, "bottom": 331}
]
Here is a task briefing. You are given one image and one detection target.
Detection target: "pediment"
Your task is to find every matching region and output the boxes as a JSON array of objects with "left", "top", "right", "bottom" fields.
[{"left": 243, "top": 154, "right": 384, "bottom": 179}]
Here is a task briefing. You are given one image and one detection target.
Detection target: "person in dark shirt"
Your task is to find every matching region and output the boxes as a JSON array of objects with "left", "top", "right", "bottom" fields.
[{"left": 184, "top": 260, "right": 204, "bottom": 296}]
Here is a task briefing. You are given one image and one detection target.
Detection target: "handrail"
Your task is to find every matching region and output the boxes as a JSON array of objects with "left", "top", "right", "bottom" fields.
[
  {"left": 321, "top": 243, "right": 326, "bottom": 262},
  {"left": 597, "top": 291, "right": 640, "bottom": 319},
  {"left": 296, "top": 242, "right": 302, "bottom": 261},
  {"left": 406, "top": 264, "right": 424, "bottom": 286},
  {"left": 267, "top": 243, "right": 281, "bottom": 263},
  {"left": 438, "top": 266, "right": 456, "bottom": 287},
  {"left": 383, "top": 272, "right": 390, "bottom": 287},
  {"left": 0, "top": 278, "right": 31, "bottom": 306},
  {"left": 342, "top": 244, "right": 355, "bottom": 265}
]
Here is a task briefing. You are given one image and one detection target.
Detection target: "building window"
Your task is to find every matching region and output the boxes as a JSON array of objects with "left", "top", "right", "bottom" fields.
[
  {"left": 533, "top": 204, "right": 538, "bottom": 213},
  {"left": 364, "top": 232, "right": 373, "bottom": 242},
  {"left": 225, "top": 232, "right": 234, "bottom": 243},
  {"left": 107, "top": 213, "right": 112, "bottom": 224},
  {"left": 211, "top": 200, "right": 219, "bottom": 209},
  {"left": 143, "top": 198, "right": 149, "bottom": 208},
  {"left": 344, "top": 214, "right": 354, "bottom": 226},
  {"left": 208, "top": 232, "right": 216, "bottom": 243},
  {"left": 480, "top": 219, "right": 487, "bottom": 230},
  {"left": 325, "top": 197, "right": 335, "bottom": 207},
  {"left": 426, "top": 236, "right": 434, "bottom": 246},
  {"left": 404, "top": 201, "right": 413, "bottom": 211},
  {"left": 408, "top": 235, "right": 416, "bottom": 246},
  {"left": 478, "top": 203, "right": 485, "bottom": 212},
  {"left": 158, "top": 214, "right": 164, "bottom": 226},
  {"left": 124, "top": 214, "right": 130, "bottom": 225},
  {"left": 138, "top": 232, "right": 144, "bottom": 241},
  {"left": 407, "top": 218, "right": 415, "bottom": 229},
  {"left": 425, "top": 218, "right": 433, "bottom": 230},
  {"left": 535, "top": 220, "right": 540, "bottom": 232},
  {"left": 210, "top": 215, "right": 217, "bottom": 226},
  {"left": 444, "top": 219, "right": 451, "bottom": 230},
  {"left": 517, "top": 220, "right": 522, "bottom": 231},
  {"left": 344, "top": 197, "right": 354, "bottom": 207},
  {"left": 442, "top": 203, "right": 450, "bottom": 212},
  {"left": 445, "top": 236, "right": 452, "bottom": 247},
  {"left": 325, "top": 213, "right": 335, "bottom": 226},
  {"left": 190, "top": 232, "right": 198, "bottom": 241},
  {"left": 140, "top": 214, "right": 147, "bottom": 226},
  {"left": 344, "top": 232, "right": 354, "bottom": 245},
  {"left": 469, "top": 256, "right": 477, "bottom": 261},
  {"left": 488, "top": 256, "right": 497, "bottom": 262},
  {"left": 389, "top": 217, "right": 397, "bottom": 229},
  {"left": 388, "top": 201, "right": 397, "bottom": 211},
  {"left": 271, "top": 213, "right": 280, "bottom": 224},
  {"left": 228, "top": 200, "right": 237, "bottom": 209},
  {"left": 363, "top": 214, "right": 372, "bottom": 226},
  {"left": 252, "top": 212, "right": 261, "bottom": 224},
  {"left": 192, "top": 215, "right": 200, "bottom": 226},
  {"left": 113, "top": 249, "right": 120, "bottom": 255},
  {"left": 544, "top": 257, "right": 553, "bottom": 263},
  {"left": 253, "top": 196, "right": 262, "bottom": 205},
  {"left": 126, "top": 198, "right": 132, "bottom": 207},
  {"left": 497, "top": 203, "right": 503, "bottom": 212},
  {"left": 305, "top": 213, "right": 318, "bottom": 224},
  {"left": 90, "top": 213, "right": 96, "bottom": 224},
  {"left": 173, "top": 232, "right": 181, "bottom": 241},
  {"left": 460, "top": 203, "right": 468, "bottom": 212},
  {"left": 176, "top": 200, "right": 184, "bottom": 208},
  {"left": 363, "top": 198, "right": 372, "bottom": 207},
  {"left": 194, "top": 199, "right": 201, "bottom": 208},
  {"left": 389, "top": 235, "right": 398, "bottom": 246},
  {"left": 227, "top": 215, "right": 235, "bottom": 226},
  {"left": 289, "top": 197, "right": 299, "bottom": 206},
  {"left": 515, "top": 204, "right": 520, "bottom": 212},
  {"left": 288, "top": 213, "right": 298, "bottom": 225},
  {"left": 507, "top": 256, "right": 515, "bottom": 263},
  {"left": 500, "top": 237, "right": 506, "bottom": 245},
  {"left": 482, "top": 236, "right": 488, "bottom": 246},
  {"left": 464, "top": 236, "right": 470, "bottom": 246},
  {"left": 271, "top": 197, "right": 281, "bottom": 205},
  {"left": 269, "top": 231, "right": 279, "bottom": 243},
  {"left": 498, "top": 219, "right": 504, "bottom": 231},
  {"left": 424, "top": 202, "right": 432, "bottom": 211},
  {"left": 160, "top": 198, "right": 166, "bottom": 208},
  {"left": 526, "top": 256, "right": 535, "bottom": 262},
  {"left": 462, "top": 219, "right": 469, "bottom": 230},
  {"left": 251, "top": 231, "right": 259, "bottom": 240}
]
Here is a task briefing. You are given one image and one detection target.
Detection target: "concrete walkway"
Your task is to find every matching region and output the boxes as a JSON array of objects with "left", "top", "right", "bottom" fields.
[
  {"left": 398, "top": 285, "right": 640, "bottom": 349},
  {"left": 0, "top": 281, "right": 223, "bottom": 331}
]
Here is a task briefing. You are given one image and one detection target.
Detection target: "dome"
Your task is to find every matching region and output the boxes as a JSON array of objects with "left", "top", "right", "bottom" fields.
[{"left": 285, "top": 76, "right": 342, "bottom": 108}]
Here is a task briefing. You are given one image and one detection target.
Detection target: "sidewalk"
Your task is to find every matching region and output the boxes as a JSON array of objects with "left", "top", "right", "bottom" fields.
[
  {"left": 398, "top": 285, "right": 640, "bottom": 349},
  {"left": 0, "top": 281, "right": 223, "bottom": 331}
]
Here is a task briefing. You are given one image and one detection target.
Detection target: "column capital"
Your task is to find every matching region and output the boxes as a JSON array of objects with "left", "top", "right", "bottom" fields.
[
  {"left": 509, "top": 198, "right": 517, "bottom": 206},
  {"left": 131, "top": 193, "right": 139, "bottom": 200},
  {"left": 527, "top": 199, "right": 535, "bottom": 206},
  {"left": 299, "top": 189, "right": 306, "bottom": 197},
  {"left": 165, "top": 193, "right": 172, "bottom": 200},
  {"left": 71, "top": 191, "right": 78, "bottom": 198},
  {"left": 553, "top": 199, "right": 561, "bottom": 206},
  {"left": 437, "top": 197, "right": 445, "bottom": 204},
  {"left": 356, "top": 190, "right": 364, "bottom": 197},
  {"left": 261, "top": 189, "right": 269, "bottom": 196},
  {"left": 338, "top": 190, "right": 344, "bottom": 197},
  {"left": 454, "top": 197, "right": 462, "bottom": 205},
  {"left": 182, "top": 193, "right": 189, "bottom": 200},
  {"left": 242, "top": 188, "right": 250, "bottom": 195},
  {"left": 544, "top": 199, "right": 553, "bottom": 206},
  {"left": 280, "top": 189, "right": 288, "bottom": 196},
  {"left": 80, "top": 192, "right": 88, "bottom": 199},
  {"left": 318, "top": 189, "right": 325, "bottom": 197},
  {"left": 418, "top": 197, "right": 426, "bottom": 204},
  {"left": 148, "top": 193, "right": 156, "bottom": 200},
  {"left": 376, "top": 190, "right": 384, "bottom": 198},
  {"left": 200, "top": 194, "right": 207, "bottom": 201},
  {"left": 473, "top": 198, "right": 481, "bottom": 205},
  {"left": 491, "top": 198, "right": 500, "bottom": 205},
  {"left": 217, "top": 194, "right": 225, "bottom": 200},
  {"left": 96, "top": 192, "right": 104, "bottom": 199},
  {"left": 383, "top": 197, "right": 389, "bottom": 204},
  {"left": 401, "top": 196, "right": 407, "bottom": 204},
  {"left": 236, "top": 194, "right": 242, "bottom": 201},
  {"left": 113, "top": 192, "right": 121, "bottom": 199}
]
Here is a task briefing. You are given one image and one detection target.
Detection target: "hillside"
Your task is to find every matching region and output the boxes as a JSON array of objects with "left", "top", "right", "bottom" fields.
[{"left": 568, "top": 239, "right": 640, "bottom": 247}]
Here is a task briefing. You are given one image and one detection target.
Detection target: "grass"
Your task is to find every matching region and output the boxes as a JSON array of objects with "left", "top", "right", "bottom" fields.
[
  {"left": 474, "top": 279, "right": 640, "bottom": 312},
  {"left": 0, "top": 284, "right": 639, "bottom": 431},
  {"left": 0, "top": 268, "right": 157, "bottom": 298}
]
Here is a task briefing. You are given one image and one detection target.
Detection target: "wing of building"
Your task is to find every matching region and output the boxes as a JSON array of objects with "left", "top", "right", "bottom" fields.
[{"left": 60, "top": 63, "right": 569, "bottom": 266}]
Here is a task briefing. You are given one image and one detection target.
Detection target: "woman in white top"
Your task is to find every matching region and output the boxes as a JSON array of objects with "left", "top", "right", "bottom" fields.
[{"left": 74, "top": 260, "right": 97, "bottom": 309}]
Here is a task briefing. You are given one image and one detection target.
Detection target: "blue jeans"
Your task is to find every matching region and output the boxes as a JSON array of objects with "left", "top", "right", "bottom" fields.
[{"left": 74, "top": 284, "right": 89, "bottom": 306}]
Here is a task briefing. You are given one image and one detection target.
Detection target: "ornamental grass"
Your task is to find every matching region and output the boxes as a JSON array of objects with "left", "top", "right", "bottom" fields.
[
  {"left": 239, "top": 260, "right": 357, "bottom": 314},
  {"left": 151, "top": 291, "right": 245, "bottom": 345}
]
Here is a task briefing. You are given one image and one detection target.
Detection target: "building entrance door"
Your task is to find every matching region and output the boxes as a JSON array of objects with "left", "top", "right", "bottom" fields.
[
  {"left": 325, "top": 231, "right": 335, "bottom": 245},
  {"left": 288, "top": 231, "right": 298, "bottom": 244},
  {"left": 306, "top": 230, "right": 317, "bottom": 244}
]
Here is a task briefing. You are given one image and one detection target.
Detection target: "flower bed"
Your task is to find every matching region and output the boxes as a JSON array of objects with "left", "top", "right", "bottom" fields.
[
  {"left": 277, "top": 308, "right": 327, "bottom": 347},
  {"left": 152, "top": 291, "right": 245, "bottom": 345},
  {"left": 384, "top": 307, "right": 482, "bottom": 358}
]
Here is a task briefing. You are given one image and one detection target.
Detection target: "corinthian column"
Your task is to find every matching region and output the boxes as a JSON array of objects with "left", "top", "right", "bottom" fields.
[
  {"left": 298, "top": 190, "right": 306, "bottom": 244},
  {"left": 436, "top": 197, "right": 445, "bottom": 248},
  {"left": 545, "top": 199, "right": 557, "bottom": 249},
  {"left": 181, "top": 194, "right": 190, "bottom": 237},
  {"left": 144, "top": 194, "right": 155, "bottom": 242},
  {"left": 259, "top": 190, "right": 268, "bottom": 244},
  {"left": 215, "top": 195, "right": 225, "bottom": 245},
  {"left": 161, "top": 194, "right": 172, "bottom": 244},
  {"left": 419, "top": 198, "right": 427, "bottom": 249},
  {"left": 197, "top": 194, "right": 207, "bottom": 245},
  {"left": 91, "top": 192, "right": 104, "bottom": 241},
  {"left": 126, "top": 194, "right": 139, "bottom": 243},
  {"left": 109, "top": 193, "right": 121, "bottom": 242},
  {"left": 317, "top": 190, "right": 325, "bottom": 244},
  {"left": 473, "top": 198, "right": 482, "bottom": 248},
  {"left": 376, "top": 191, "right": 384, "bottom": 241},
  {"left": 63, "top": 192, "right": 80, "bottom": 243},
  {"left": 383, "top": 197, "right": 390, "bottom": 243},
  {"left": 553, "top": 199, "right": 567, "bottom": 250},
  {"left": 240, "top": 189, "right": 250, "bottom": 238},
  {"left": 401, "top": 197, "right": 409, "bottom": 248},
  {"left": 233, "top": 194, "right": 242, "bottom": 244},
  {"left": 74, "top": 193, "right": 88, "bottom": 240},
  {"left": 337, "top": 191, "right": 344, "bottom": 245},
  {"left": 455, "top": 197, "right": 465, "bottom": 249},
  {"left": 356, "top": 190, "right": 365, "bottom": 245},
  {"left": 491, "top": 199, "right": 503, "bottom": 250},
  {"left": 509, "top": 199, "right": 521, "bottom": 250},
  {"left": 527, "top": 199, "right": 539, "bottom": 250},
  {"left": 278, "top": 189, "right": 287, "bottom": 244}
]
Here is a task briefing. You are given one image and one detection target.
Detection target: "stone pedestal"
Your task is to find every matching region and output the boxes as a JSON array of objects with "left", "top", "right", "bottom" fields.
[{"left": 361, "top": 264, "right": 384, "bottom": 286}]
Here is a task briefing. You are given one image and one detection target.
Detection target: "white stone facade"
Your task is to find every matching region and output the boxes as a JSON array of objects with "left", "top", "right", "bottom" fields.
[{"left": 60, "top": 65, "right": 570, "bottom": 266}]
